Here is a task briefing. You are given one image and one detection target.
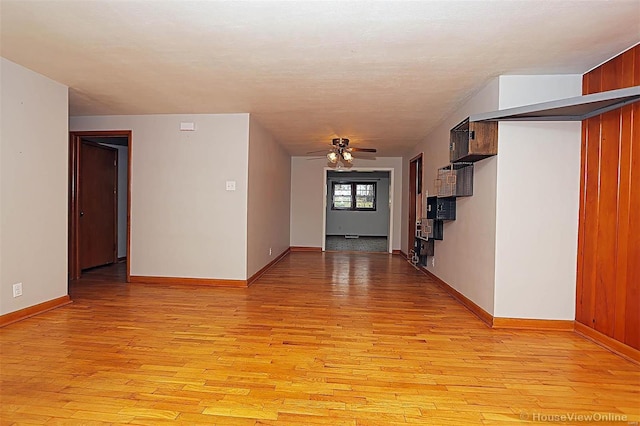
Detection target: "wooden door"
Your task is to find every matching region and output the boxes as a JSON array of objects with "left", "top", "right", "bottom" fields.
[
  {"left": 408, "top": 154, "right": 422, "bottom": 256},
  {"left": 79, "top": 141, "right": 117, "bottom": 270}
]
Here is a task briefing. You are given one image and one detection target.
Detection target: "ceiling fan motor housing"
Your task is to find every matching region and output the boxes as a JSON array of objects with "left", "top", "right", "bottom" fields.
[{"left": 332, "top": 138, "right": 349, "bottom": 148}]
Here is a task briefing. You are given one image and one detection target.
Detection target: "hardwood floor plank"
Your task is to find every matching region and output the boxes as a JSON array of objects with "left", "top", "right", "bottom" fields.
[{"left": 1, "top": 253, "right": 638, "bottom": 424}]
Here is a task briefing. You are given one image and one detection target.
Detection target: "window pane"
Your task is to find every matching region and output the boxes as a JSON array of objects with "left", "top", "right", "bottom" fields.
[
  {"left": 333, "top": 183, "right": 352, "bottom": 209},
  {"left": 355, "top": 183, "right": 375, "bottom": 209}
]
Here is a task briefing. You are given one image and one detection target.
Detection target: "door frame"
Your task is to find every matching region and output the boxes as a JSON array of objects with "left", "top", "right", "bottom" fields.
[
  {"left": 321, "top": 167, "right": 395, "bottom": 253},
  {"left": 69, "top": 130, "right": 132, "bottom": 281}
]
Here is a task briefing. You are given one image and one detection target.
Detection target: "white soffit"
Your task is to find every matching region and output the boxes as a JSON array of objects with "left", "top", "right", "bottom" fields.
[{"left": 470, "top": 86, "right": 640, "bottom": 122}]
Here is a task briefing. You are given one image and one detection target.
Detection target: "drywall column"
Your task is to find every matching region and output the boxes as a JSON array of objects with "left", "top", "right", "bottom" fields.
[
  {"left": 493, "top": 75, "right": 581, "bottom": 320},
  {"left": 1, "top": 58, "right": 69, "bottom": 315}
]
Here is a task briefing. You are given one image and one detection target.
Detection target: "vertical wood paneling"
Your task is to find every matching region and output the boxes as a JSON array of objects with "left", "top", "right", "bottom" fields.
[
  {"left": 593, "top": 108, "right": 620, "bottom": 336},
  {"left": 575, "top": 111, "right": 589, "bottom": 324},
  {"left": 615, "top": 104, "right": 632, "bottom": 342},
  {"left": 577, "top": 67, "right": 601, "bottom": 327},
  {"left": 625, "top": 97, "right": 640, "bottom": 348},
  {"left": 577, "top": 44, "right": 640, "bottom": 350},
  {"left": 613, "top": 50, "right": 636, "bottom": 342},
  {"left": 627, "top": 51, "right": 640, "bottom": 348}
]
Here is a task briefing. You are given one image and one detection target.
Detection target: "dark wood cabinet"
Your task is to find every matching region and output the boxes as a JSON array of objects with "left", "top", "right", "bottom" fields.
[
  {"left": 450, "top": 118, "right": 498, "bottom": 163},
  {"left": 413, "top": 237, "right": 434, "bottom": 267},
  {"left": 436, "top": 163, "right": 474, "bottom": 197},
  {"left": 427, "top": 196, "right": 456, "bottom": 221}
]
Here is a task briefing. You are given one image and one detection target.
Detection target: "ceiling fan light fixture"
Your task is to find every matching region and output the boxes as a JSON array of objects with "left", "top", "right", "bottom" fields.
[
  {"left": 341, "top": 151, "right": 353, "bottom": 162},
  {"left": 327, "top": 151, "right": 339, "bottom": 163}
]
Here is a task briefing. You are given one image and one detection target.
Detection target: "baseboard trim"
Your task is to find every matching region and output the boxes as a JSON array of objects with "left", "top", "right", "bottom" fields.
[
  {"left": 130, "top": 276, "right": 248, "bottom": 288},
  {"left": 574, "top": 321, "right": 640, "bottom": 364},
  {"left": 247, "top": 248, "right": 290, "bottom": 286},
  {"left": 117, "top": 256, "right": 127, "bottom": 263},
  {"left": 492, "top": 317, "right": 575, "bottom": 331},
  {"left": 0, "top": 295, "right": 72, "bottom": 328},
  {"left": 393, "top": 250, "right": 406, "bottom": 258},
  {"left": 419, "top": 268, "right": 493, "bottom": 327},
  {"left": 290, "top": 246, "right": 322, "bottom": 252}
]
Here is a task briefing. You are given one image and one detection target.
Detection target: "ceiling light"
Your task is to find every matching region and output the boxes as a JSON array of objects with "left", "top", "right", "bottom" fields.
[
  {"left": 327, "top": 151, "right": 338, "bottom": 163},
  {"left": 341, "top": 151, "right": 353, "bottom": 163}
]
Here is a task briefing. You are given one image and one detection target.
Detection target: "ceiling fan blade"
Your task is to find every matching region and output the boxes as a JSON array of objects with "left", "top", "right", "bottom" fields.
[
  {"left": 349, "top": 147, "right": 377, "bottom": 153},
  {"left": 306, "top": 149, "right": 330, "bottom": 154}
]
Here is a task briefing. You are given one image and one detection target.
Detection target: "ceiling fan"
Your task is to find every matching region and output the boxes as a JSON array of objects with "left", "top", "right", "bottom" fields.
[{"left": 307, "top": 138, "right": 377, "bottom": 164}]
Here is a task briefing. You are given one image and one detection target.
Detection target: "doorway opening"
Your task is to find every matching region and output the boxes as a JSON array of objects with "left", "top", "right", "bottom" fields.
[
  {"left": 69, "top": 131, "right": 131, "bottom": 282},
  {"left": 323, "top": 169, "right": 393, "bottom": 253}
]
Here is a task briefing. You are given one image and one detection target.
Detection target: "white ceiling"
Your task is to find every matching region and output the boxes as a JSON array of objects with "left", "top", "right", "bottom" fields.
[{"left": 1, "top": 1, "right": 638, "bottom": 156}]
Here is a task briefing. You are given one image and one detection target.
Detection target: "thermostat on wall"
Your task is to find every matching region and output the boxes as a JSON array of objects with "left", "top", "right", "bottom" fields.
[{"left": 180, "top": 122, "right": 195, "bottom": 131}]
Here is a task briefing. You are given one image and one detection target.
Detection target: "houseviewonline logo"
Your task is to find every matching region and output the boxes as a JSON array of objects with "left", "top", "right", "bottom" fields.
[{"left": 518, "top": 411, "right": 633, "bottom": 423}]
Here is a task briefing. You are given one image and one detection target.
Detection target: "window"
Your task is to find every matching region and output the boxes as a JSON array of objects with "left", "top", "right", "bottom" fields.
[{"left": 331, "top": 182, "right": 376, "bottom": 211}]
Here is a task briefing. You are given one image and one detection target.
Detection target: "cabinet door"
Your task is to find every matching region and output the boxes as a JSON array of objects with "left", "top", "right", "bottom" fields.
[
  {"left": 450, "top": 129, "right": 470, "bottom": 163},
  {"left": 450, "top": 119, "right": 498, "bottom": 163},
  {"left": 426, "top": 196, "right": 438, "bottom": 219},
  {"left": 436, "top": 198, "right": 456, "bottom": 221},
  {"left": 468, "top": 121, "right": 498, "bottom": 157},
  {"left": 432, "top": 220, "right": 444, "bottom": 240}
]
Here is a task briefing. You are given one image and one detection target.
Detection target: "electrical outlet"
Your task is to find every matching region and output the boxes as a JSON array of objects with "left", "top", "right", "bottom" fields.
[
  {"left": 13, "top": 283, "right": 23, "bottom": 298},
  {"left": 269, "top": 247, "right": 272, "bottom": 256},
  {"left": 431, "top": 257, "right": 435, "bottom": 267}
]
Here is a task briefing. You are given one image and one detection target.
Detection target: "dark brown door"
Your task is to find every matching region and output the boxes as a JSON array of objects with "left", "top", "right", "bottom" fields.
[
  {"left": 79, "top": 141, "right": 117, "bottom": 270},
  {"left": 408, "top": 154, "right": 422, "bottom": 256}
]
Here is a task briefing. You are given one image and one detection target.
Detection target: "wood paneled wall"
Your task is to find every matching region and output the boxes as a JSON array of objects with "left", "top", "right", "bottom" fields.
[{"left": 576, "top": 45, "right": 639, "bottom": 350}]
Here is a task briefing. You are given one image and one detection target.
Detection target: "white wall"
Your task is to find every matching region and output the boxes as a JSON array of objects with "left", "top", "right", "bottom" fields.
[
  {"left": 493, "top": 75, "right": 581, "bottom": 320},
  {"left": 247, "top": 117, "right": 291, "bottom": 277},
  {"left": 291, "top": 157, "right": 402, "bottom": 250},
  {"left": 1, "top": 58, "right": 69, "bottom": 315},
  {"left": 326, "top": 171, "right": 390, "bottom": 236},
  {"left": 101, "top": 143, "right": 128, "bottom": 258},
  {"left": 404, "top": 78, "right": 500, "bottom": 315},
  {"left": 70, "top": 114, "right": 250, "bottom": 280}
]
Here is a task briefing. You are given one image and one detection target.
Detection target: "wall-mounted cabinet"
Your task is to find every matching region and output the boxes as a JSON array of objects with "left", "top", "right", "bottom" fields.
[
  {"left": 427, "top": 196, "right": 456, "bottom": 221},
  {"left": 450, "top": 118, "right": 498, "bottom": 163},
  {"left": 417, "top": 218, "right": 443, "bottom": 241},
  {"left": 436, "top": 163, "right": 474, "bottom": 197},
  {"left": 428, "top": 219, "right": 444, "bottom": 240},
  {"left": 413, "top": 236, "right": 434, "bottom": 267}
]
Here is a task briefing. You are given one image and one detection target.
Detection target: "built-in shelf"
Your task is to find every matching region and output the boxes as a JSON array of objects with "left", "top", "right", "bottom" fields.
[{"left": 469, "top": 85, "right": 640, "bottom": 122}]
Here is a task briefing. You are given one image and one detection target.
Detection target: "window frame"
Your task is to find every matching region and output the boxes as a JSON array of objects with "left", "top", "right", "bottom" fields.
[{"left": 331, "top": 181, "right": 377, "bottom": 211}]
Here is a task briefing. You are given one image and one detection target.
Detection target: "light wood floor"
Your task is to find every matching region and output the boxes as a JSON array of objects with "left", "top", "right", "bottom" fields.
[{"left": 1, "top": 252, "right": 638, "bottom": 425}]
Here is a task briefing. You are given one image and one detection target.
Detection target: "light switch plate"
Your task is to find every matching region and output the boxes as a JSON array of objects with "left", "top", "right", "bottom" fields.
[{"left": 225, "top": 180, "right": 236, "bottom": 191}]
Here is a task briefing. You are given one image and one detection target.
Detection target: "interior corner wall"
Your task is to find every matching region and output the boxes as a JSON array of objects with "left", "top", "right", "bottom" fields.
[
  {"left": 405, "top": 78, "right": 500, "bottom": 315},
  {"left": 290, "top": 157, "right": 402, "bottom": 250},
  {"left": 493, "top": 75, "right": 581, "bottom": 320},
  {"left": 1, "top": 58, "right": 69, "bottom": 315},
  {"left": 247, "top": 116, "right": 291, "bottom": 278},
  {"left": 69, "top": 114, "right": 250, "bottom": 281}
]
